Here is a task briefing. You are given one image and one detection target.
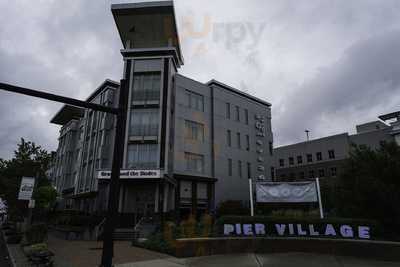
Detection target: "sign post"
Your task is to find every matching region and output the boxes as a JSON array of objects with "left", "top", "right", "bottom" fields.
[
  {"left": 249, "top": 179, "right": 254, "bottom": 217},
  {"left": 315, "top": 178, "right": 324, "bottom": 219}
]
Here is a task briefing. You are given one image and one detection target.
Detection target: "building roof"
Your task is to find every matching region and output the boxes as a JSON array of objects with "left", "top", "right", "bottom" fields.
[
  {"left": 378, "top": 111, "right": 400, "bottom": 121},
  {"left": 50, "top": 79, "right": 119, "bottom": 125},
  {"left": 207, "top": 79, "right": 272, "bottom": 107},
  {"left": 275, "top": 133, "right": 349, "bottom": 150},
  {"left": 50, "top": 105, "right": 84, "bottom": 125},
  {"left": 111, "top": 1, "right": 184, "bottom": 65}
]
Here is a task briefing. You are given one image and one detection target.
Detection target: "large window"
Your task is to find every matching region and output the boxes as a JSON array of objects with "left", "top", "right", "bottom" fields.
[
  {"left": 226, "top": 103, "right": 230, "bottom": 119},
  {"left": 185, "top": 152, "right": 204, "bottom": 173},
  {"left": 186, "top": 90, "right": 204, "bottom": 111},
  {"left": 227, "top": 130, "right": 232, "bottom": 147},
  {"left": 244, "top": 109, "right": 249, "bottom": 125},
  {"left": 132, "top": 73, "right": 161, "bottom": 102},
  {"left": 237, "top": 132, "right": 241, "bottom": 149},
  {"left": 130, "top": 109, "right": 159, "bottom": 136},
  {"left": 127, "top": 144, "right": 158, "bottom": 169},
  {"left": 235, "top": 106, "right": 240, "bottom": 121},
  {"left": 328, "top": 150, "right": 335, "bottom": 159},
  {"left": 185, "top": 120, "right": 204, "bottom": 142}
]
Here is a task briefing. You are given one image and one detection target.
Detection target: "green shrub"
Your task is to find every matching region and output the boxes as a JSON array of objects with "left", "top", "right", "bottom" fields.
[
  {"left": 23, "top": 243, "right": 48, "bottom": 257},
  {"left": 25, "top": 223, "right": 47, "bottom": 245},
  {"left": 270, "top": 209, "right": 320, "bottom": 219},
  {"left": 180, "top": 214, "right": 197, "bottom": 238}
]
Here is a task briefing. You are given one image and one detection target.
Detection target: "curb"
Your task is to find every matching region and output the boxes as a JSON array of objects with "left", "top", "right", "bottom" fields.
[{"left": 1, "top": 230, "right": 16, "bottom": 267}]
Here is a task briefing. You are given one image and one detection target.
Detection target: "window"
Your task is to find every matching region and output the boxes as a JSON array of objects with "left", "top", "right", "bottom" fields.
[
  {"left": 235, "top": 106, "right": 240, "bottom": 121},
  {"left": 289, "top": 157, "right": 294, "bottom": 165},
  {"left": 185, "top": 120, "right": 204, "bottom": 142},
  {"left": 299, "top": 171, "right": 305, "bottom": 180},
  {"left": 237, "top": 132, "right": 241, "bottom": 149},
  {"left": 318, "top": 169, "right": 325, "bottom": 178},
  {"left": 127, "top": 144, "right": 158, "bottom": 169},
  {"left": 297, "top": 155, "right": 303, "bottom": 164},
  {"left": 247, "top": 162, "right": 252, "bottom": 179},
  {"left": 269, "top": 141, "right": 273, "bottom": 156},
  {"left": 316, "top": 152, "right": 322, "bottom": 161},
  {"left": 185, "top": 152, "right": 204, "bottom": 173},
  {"left": 244, "top": 109, "right": 249, "bottom": 125},
  {"left": 246, "top": 135, "right": 250, "bottom": 151},
  {"left": 309, "top": 170, "right": 315, "bottom": 178},
  {"left": 227, "top": 130, "right": 232, "bottom": 147},
  {"left": 307, "top": 154, "right": 313, "bottom": 163},
  {"left": 279, "top": 158, "right": 284, "bottom": 167},
  {"left": 132, "top": 73, "right": 161, "bottom": 101},
  {"left": 328, "top": 150, "right": 335, "bottom": 159},
  {"left": 130, "top": 109, "right": 159, "bottom": 136},
  {"left": 228, "top": 158, "right": 232, "bottom": 176},
  {"left": 238, "top": 160, "right": 242, "bottom": 177},
  {"left": 289, "top": 173, "right": 295, "bottom": 181},
  {"left": 226, "top": 103, "right": 230, "bottom": 119},
  {"left": 185, "top": 90, "right": 204, "bottom": 111},
  {"left": 330, "top": 167, "right": 337, "bottom": 177}
]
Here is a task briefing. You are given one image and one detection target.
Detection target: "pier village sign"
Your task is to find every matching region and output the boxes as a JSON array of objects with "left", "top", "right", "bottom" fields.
[{"left": 223, "top": 223, "right": 371, "bottom": 239}]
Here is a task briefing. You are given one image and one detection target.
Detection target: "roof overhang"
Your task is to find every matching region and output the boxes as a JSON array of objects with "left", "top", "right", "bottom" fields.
[
  {"left": 207, "top": 79, "right": 272, "bottom": 107},
  {"left": 50, "top": 105, "right": 84, "bottom": 125},
  {"left": 379, "top": 111, "right": 400, "bottom": 121},
  {"left": 111, "top": 1, "right": 184, "bottom": 65}
]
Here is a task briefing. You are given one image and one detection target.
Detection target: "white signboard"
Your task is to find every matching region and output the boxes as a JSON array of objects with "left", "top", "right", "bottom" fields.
[
  {"left": 18, "top": 177, "right": 35, "bottom": 200},
  {"left": 256, "top": 182, "right": 318, "bottom": 203},
  {"left": 97, "top": 169, "right": 161, "bottom": 179}
]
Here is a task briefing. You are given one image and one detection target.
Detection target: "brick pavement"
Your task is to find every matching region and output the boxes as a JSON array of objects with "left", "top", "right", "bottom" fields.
[{"left": 47, "top": 232, "right": 170, "bottom": 267}]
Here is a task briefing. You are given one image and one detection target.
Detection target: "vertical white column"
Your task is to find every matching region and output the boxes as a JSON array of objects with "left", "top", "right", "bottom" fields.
[
  {"left": 154, "top": 184, "right": 159, "bottom": 213},
  {"left": 316, "top": 178, "right": 324, "bottom": 219},
  {"left": 249, "top": 179, "right": 254, "bottom": 217},
  {"left": 163, "top": 183, "right": 169, "bottom": 212}
]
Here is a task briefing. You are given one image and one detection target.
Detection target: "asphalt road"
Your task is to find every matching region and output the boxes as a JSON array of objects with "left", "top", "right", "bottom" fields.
[{"left": 0, "top": 232, "right": 12, "bottom": 267}]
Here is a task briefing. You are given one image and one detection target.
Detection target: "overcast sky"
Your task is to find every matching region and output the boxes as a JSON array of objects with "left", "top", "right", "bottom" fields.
[{"left": 0, "top": 0, "right": 400, "bottom": 159}]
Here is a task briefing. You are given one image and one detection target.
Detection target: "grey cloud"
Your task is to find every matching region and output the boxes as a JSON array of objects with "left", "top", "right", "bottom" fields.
[
  {"left": 1, "top": 0, "right": 400, "bottom": 158},
  {"left": 274, "top": 29, "right": 400, "bottom": 146}
]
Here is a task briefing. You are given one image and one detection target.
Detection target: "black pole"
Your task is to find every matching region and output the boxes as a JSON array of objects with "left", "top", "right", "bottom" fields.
[
  {"left": 0, "top": 82, "right": 119, "bottom": 115},
  {"left": 0, "top": 81, "right": 128, "bottom": 267},
  {"left": 100, "top": 79, "right": 128, "bottom": 267}
]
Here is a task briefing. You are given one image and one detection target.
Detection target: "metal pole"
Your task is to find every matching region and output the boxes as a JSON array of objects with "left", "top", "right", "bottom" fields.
[
  {"left": 0, "top": 81, "right": 126, "bottom": 267},
  {"left": 100, "top": 79, "right": 128, "bottom": 267},
  {"left": 315, "top": 178, "right": 324, "bottom": 219},
  {"left": 249, "top": 179, "right": 254, "bottom": 217},
  {"left": 0, "top": 82, "right": 119, "bottom": 114}
]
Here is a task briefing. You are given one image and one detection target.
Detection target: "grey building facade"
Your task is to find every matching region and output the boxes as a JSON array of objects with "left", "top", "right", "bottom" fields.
[
  {"left": 50, "top": 1, "right": 273, "bottom": 222},
  {"left": 274, "top": 114, "right": 399, "bottom": 182}
]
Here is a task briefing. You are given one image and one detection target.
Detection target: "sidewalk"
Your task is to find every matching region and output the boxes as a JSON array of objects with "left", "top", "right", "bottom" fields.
[
  {"left": 115, "top": 253, "right": 400, "bottom": 267},
  {"left": 47, "top": 232, "right": 170, "bottom": 267}
]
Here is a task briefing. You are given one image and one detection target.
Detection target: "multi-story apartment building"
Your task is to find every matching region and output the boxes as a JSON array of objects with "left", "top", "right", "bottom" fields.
[
  {"left": 50, "top": 1, "right": 273, "bottom": 222},
  {"left": 274, "top": 113, "right": 400, "bottom": 181}
]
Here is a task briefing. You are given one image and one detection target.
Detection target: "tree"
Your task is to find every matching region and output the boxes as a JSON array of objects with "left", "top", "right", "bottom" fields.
[
  {"left": 33, "top": 186, "right": 57, "bottom": 208},
  {"left": 334, "top": 142, "right": 400, "bottom": 237},
  {"left": 0, "top": 138, "right": 53, "bottom": 215}
]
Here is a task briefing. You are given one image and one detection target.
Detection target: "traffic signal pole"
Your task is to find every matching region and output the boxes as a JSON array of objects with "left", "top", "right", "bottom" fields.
[{"left": 0, "top": 80, "right": 128, "bottom": 267}]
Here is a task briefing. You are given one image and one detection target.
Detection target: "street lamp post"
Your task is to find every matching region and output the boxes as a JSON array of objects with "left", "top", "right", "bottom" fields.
[{"left": 0, "top": 80, "right": 128, "bottom": 267}]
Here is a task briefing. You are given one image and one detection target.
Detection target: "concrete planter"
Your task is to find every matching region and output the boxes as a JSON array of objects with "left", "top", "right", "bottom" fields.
[{"left": 174, "top": 237, "right": 400, "bottom": 261}]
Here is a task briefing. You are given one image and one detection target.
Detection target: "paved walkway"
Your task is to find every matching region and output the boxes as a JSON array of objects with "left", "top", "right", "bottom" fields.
[
  {"left": 116, "top": 253, "right": 400, "bottom": 267},
  {"left": 0, "top": 232, "right": 13, "bottom": 267},
  {"left": 47, "top": 233, "right": 170, "bottom": 267}
]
